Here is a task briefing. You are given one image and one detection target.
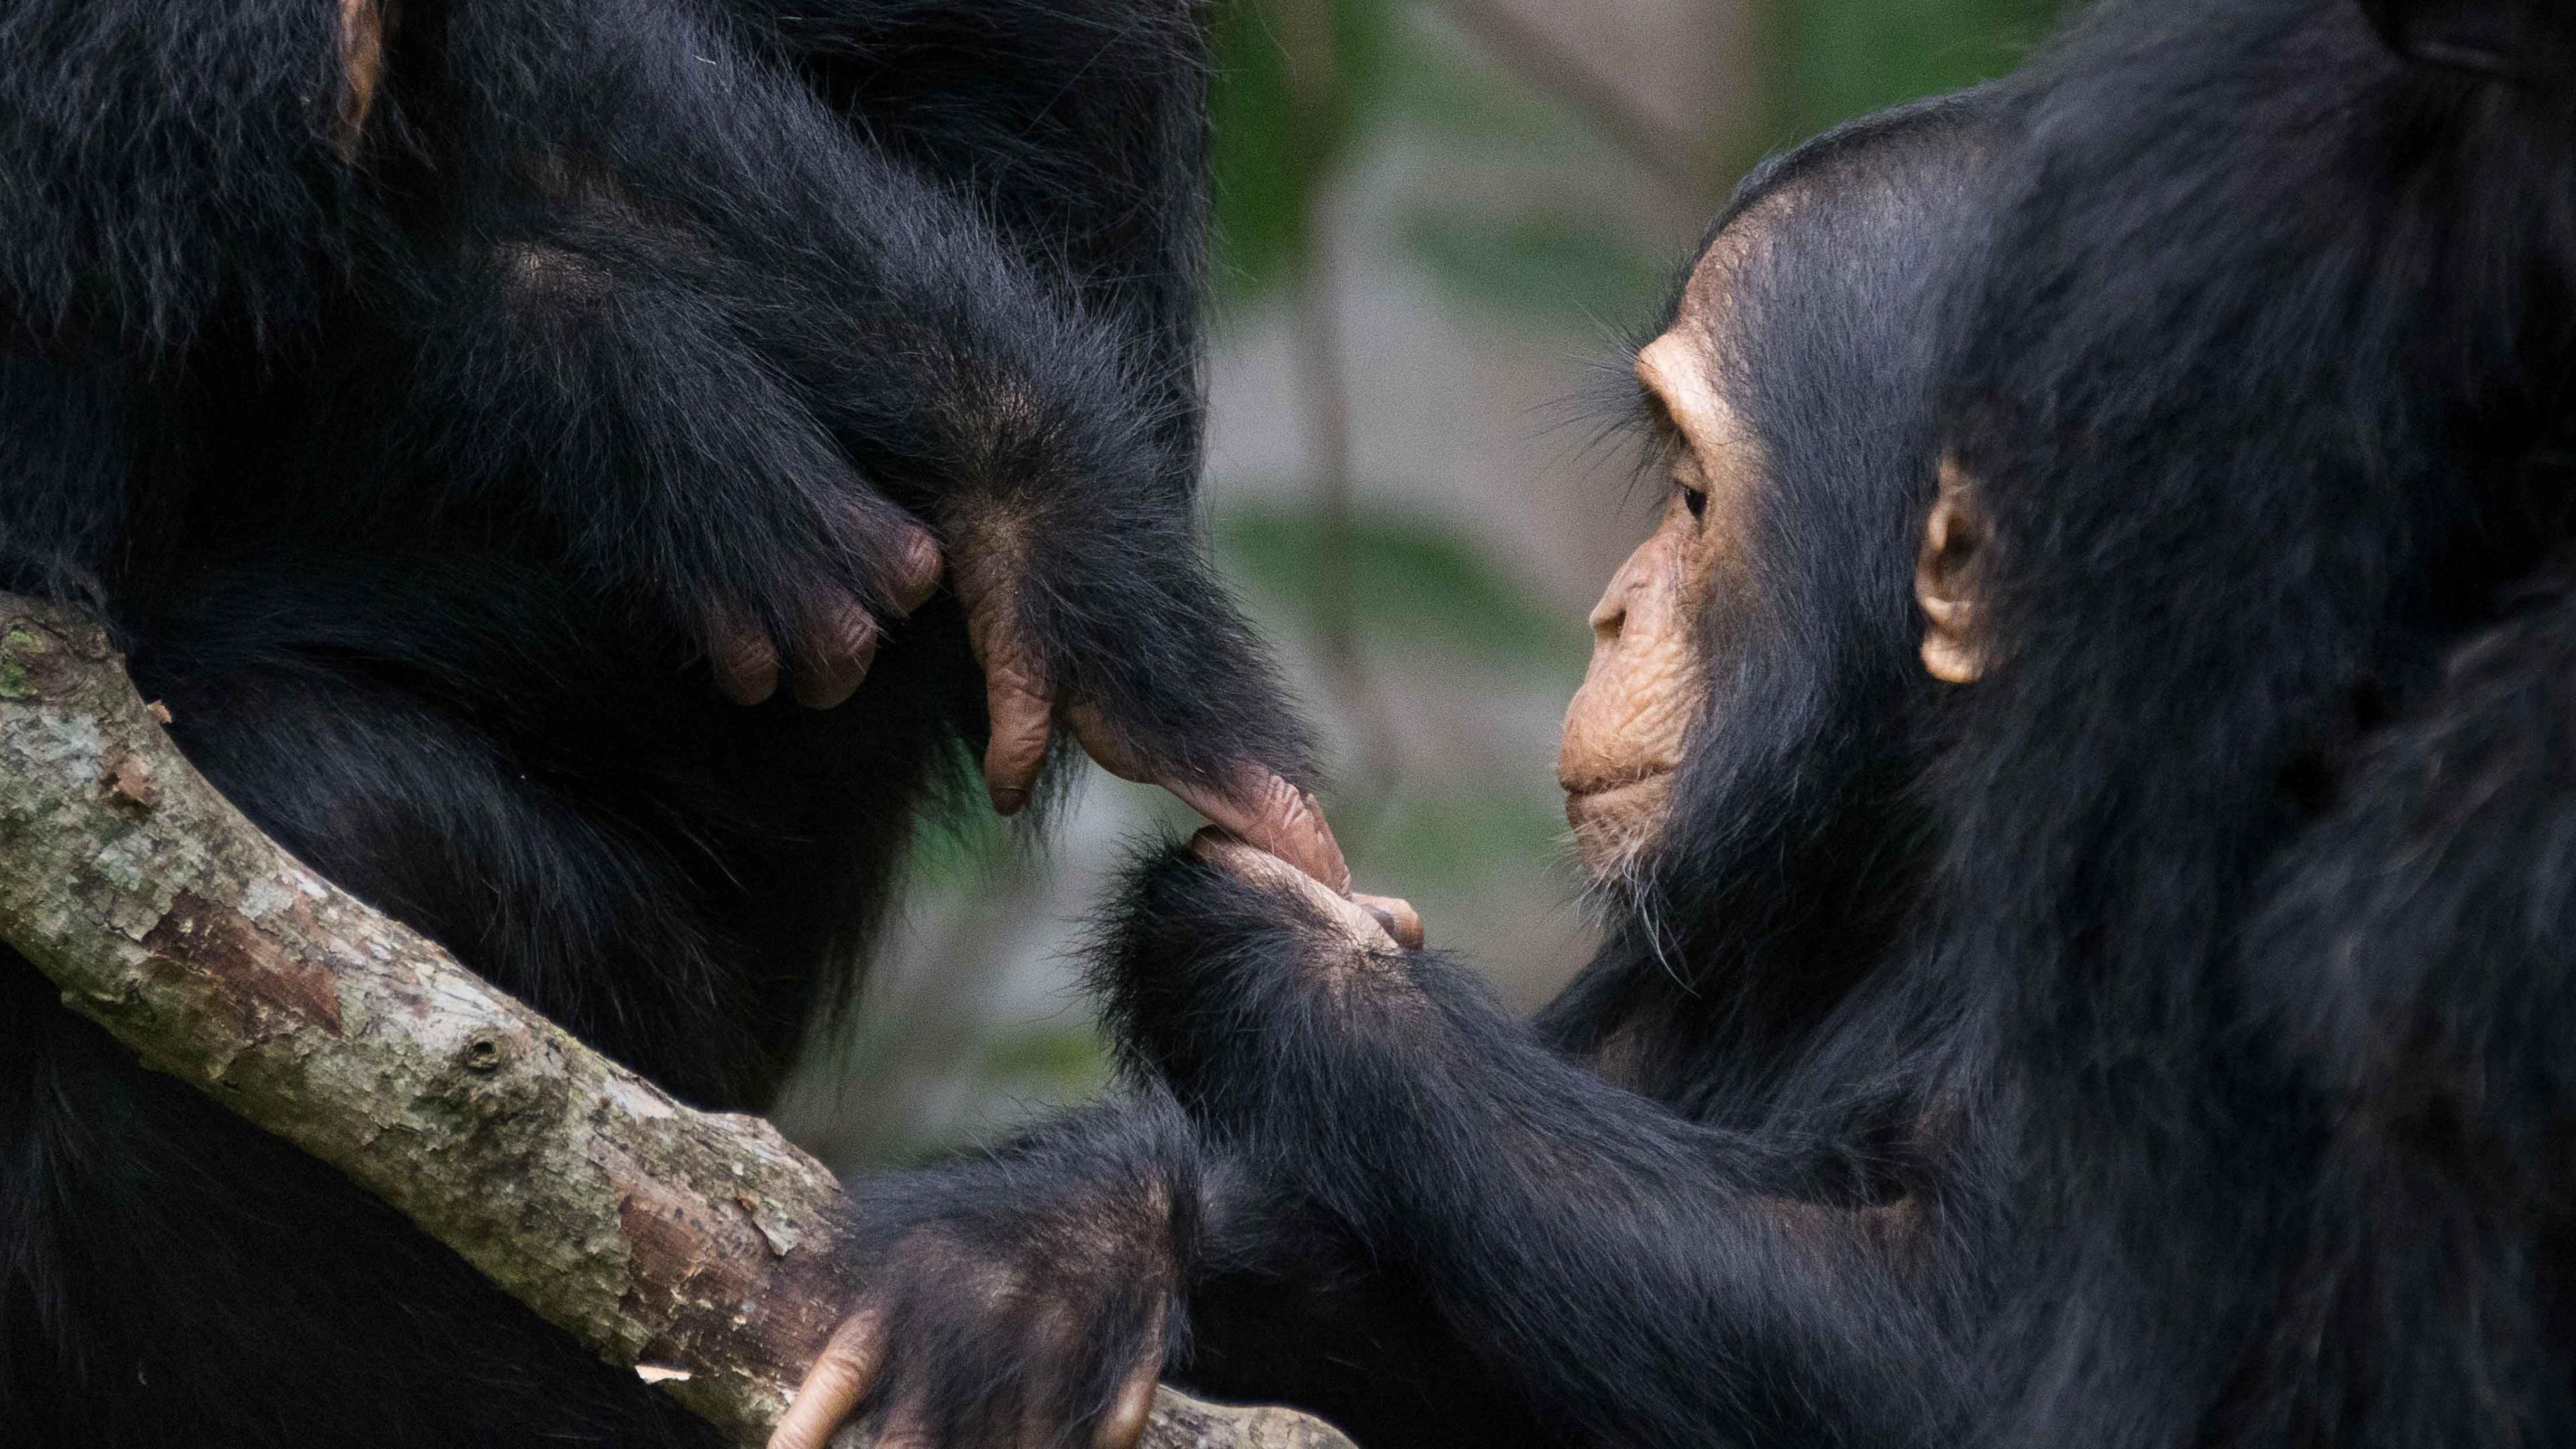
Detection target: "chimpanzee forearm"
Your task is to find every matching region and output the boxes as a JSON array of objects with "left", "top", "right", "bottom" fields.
[
  {"left": 382, "top": 222, "right": 939, "bottom": 653},
  {"left": 408, "top": 0, "right": 1309, "bottom": 788},
  {"left": 729, "top": 0, "right": 1218, "bottom": 488},
  {"left": 1179, "top": 1157, "right": 1550, "bottom": 1449},
  {"left": 1102, "top": 851, "right": 1967, "bottom": 1449}
]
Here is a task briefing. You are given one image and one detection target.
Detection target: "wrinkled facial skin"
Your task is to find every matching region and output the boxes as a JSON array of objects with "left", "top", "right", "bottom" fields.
[{"left": 1560, "top": 256, "right": 1756, "bottom": 881}]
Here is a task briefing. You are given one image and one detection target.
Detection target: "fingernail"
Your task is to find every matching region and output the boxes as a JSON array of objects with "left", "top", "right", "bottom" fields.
[{"left": 990, "top": 785, "right": 1029, "bottom": 816}]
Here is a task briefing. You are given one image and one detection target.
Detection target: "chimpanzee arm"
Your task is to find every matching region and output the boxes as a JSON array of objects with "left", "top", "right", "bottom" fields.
[
  {"left": 1099, "top": 844, "right": 1965, "bottom": 1449},
  {"left": 399, "top": 0, "right": 1329, "bottom": 859},
  {"left": 1177, "top": 1157, "right": 1552, "bottom": 1448},
  {"left": 732, "top": 0, "right": 1218, "bottom": 487}
]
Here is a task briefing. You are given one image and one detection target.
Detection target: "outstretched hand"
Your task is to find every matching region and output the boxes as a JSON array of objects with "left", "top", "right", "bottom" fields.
[{"left": 767, "top": 1109, "right": 1195, "bottom": 1449}]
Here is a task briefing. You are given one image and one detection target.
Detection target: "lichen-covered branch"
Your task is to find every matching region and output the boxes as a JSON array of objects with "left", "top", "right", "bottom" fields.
[{"left": 0, "top": 594, "right": 1352, "bottom": 1449}]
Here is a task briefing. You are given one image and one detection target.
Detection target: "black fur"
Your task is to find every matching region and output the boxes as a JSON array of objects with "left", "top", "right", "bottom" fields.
[
  {"left": 0, "top": 3, "right": 1313, "bottom": 1444},
  {"left": 1935, "top": 0, "right": 2576, "bottom": 1443}
]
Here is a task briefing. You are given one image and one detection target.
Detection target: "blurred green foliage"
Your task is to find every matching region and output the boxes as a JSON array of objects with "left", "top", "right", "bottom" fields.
[
  {"left": 1217, "top": 500, "right": 1587, "bottom": 675},
  {"left": 1767, "top": 0, "right": 2063, "bottom": 142},
  {"left": 1219, "top": 502, "right": 1582, "bottom": 907},
  {"left": 1208, "top": 0, "right": 1399, "bottom": 300},
  {"left": 1402, "top": 209, "right": 1674, "bottom": 333},
  {"left": 1216, "top": 0, "right": 2068, "bottom": 329},
  {"left": 900, "top": 789, "right": 1015, "bottom": 898},
  {"left": 1354, "top": 790, "right": 1569, "bottom": 895}
]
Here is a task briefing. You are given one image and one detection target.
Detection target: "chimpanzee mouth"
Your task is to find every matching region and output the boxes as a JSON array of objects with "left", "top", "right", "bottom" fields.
[
  {"left": 1563, "top": 771, "right": 1677, "bottom": 846},
  {"left": 1564, "top": 769, "right": 1674, "bottom": 806}
]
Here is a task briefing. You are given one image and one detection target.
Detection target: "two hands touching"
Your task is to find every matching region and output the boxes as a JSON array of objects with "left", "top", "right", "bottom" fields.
[
  {"left": 694, "top": 498, "right": 1399, "bottom": 918},
  {"left": 769, "top": 826, "right": 1419, "bottom": 1449},
  {"left": 713, "top": 474, "right": 1420, "bottom": 1449}
]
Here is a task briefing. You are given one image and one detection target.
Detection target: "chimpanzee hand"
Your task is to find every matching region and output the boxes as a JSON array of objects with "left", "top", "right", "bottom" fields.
[
  {"left": 1096, "top": 830, "right": 1431, "bottom": 1121},
  {"left": 948, "top": 522, "right": 1373, "bottom": 898},
  {"left": 1181, "top": 832, "right": 1424, "bottom": 956},
  {"left": 697, "top": 498, "right": 949, "bottom": 712},
  {"left": 403, "top": 224, "right": 965, "bottom": 715},
  {"left": 771, "top": 1104, "right": 1197, "bottom": 1449}
]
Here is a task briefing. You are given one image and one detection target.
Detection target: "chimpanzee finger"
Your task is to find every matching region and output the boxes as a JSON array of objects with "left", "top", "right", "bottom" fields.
[
  {"left": 1189, "top": 829, "right": 1402, "bottom": 956},
  {"left": 817, "top": 480, "right": 947, "bottom": 615},
  {"left": 981, "top": 657, "right": 1055, "bottom": 816},
  {"left": 1070, "top": 706, "right": 1351, "bottom": 894},
  {"left": 335, "top": 0, "right": 392, "bottom": 158},
  {"left": 706, "top": 598, "right": 784, "bottom": 706},
  {"left": 1353, "top": 893, "right": 1427, "bottom": 951},
  {"left": 887, "top": 524, "right": 945, "bottom": 614},
  {"left": 769, "top": 1308, "right": 885, "bottom": 1449},
  {"left": 787, "top": 593, "right": 883, "bottom": 710},
  {"left": 1163, "top": 770, "right": 1352, "bottom": 898},
  {"left": 958, "top": 566, "right": 1056, "bottom": 815}
]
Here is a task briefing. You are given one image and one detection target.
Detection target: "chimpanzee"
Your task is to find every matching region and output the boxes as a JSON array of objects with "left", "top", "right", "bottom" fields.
[
  {"left": 1928, "top": 0, "right": 2576, "bottom": 1443},
  {"left": 786, "top": 1, "right": 2576, "bottom": 1446},
  {"left": 768, "top": 93, "right": 2010, "bottom": 1449},
  {"left": 0, "top": 3, "right": 1358, "bottom": 1446}
]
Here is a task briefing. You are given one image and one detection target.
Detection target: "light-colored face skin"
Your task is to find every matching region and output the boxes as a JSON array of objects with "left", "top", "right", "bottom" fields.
[{"left": 1558, "top": 241, "right": 1762, "bottom": 881}]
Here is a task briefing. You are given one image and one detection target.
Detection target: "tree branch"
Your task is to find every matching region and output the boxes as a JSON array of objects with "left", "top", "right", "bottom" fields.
[{"left": 0, "top": 594, "right": 1352, "bottom": 1449}]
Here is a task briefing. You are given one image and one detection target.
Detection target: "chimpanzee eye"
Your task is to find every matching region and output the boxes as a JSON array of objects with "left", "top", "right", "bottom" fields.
[{"left": 1679, "top": 484, "right": 1708, "bottom": 521}]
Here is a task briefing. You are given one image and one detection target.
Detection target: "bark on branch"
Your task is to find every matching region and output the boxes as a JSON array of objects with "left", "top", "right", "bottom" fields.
[{"left": 0, "top": 594, "right": 1352, "bottom": 1449}]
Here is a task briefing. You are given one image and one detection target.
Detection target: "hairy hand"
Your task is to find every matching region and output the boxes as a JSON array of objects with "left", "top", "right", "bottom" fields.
[
  {"left": 955, "top": 546, "right": 1370, "bottom": 901},
  {"left": 771, "top": 1117, "right": 1190, "bottom": 1449},
  {"left": 704, "top": 514, "right": 945, "bottom": 711},
  {"left": 1191, "top": 830, "right": 1424, "bottom": 953}
]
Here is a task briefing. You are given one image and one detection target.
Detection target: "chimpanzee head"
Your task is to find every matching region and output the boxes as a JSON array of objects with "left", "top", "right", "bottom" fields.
[{"left": 1557, "top": 95, "right": 2000, "bottom": 981}]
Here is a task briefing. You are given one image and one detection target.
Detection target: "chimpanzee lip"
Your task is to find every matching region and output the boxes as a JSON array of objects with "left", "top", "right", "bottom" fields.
[{"left": 1563, "top": 768, "right": 1674, "bottom": 805}]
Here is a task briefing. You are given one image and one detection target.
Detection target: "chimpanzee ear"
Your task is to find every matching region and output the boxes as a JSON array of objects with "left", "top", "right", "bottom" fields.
[{"left": 2357, "top": 0, "right": 2576, "bottom": 79}]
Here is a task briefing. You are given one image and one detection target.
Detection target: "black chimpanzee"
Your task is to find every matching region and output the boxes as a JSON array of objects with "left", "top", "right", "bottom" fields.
[
  {"left": 770, "top": 93, "right": 2011, "bottom": 1449},
  {"left": 0, "top": 3, "right": 1353, "bottom": 1446},
  {"left": 1931, "top": 0, "right": 2576, "bottom": 1442},
  {"left": 797, "top": 1, "right": 2576, "bottom": 1446}
]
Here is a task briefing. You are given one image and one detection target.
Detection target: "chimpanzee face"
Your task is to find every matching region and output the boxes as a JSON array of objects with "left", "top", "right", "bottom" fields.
[
  {"left": 1558, "top": 240, "right": 1765, "bottom": 882},
  {"left": 1560, "top": 211, "right": 1990, "bottom": 886}
]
